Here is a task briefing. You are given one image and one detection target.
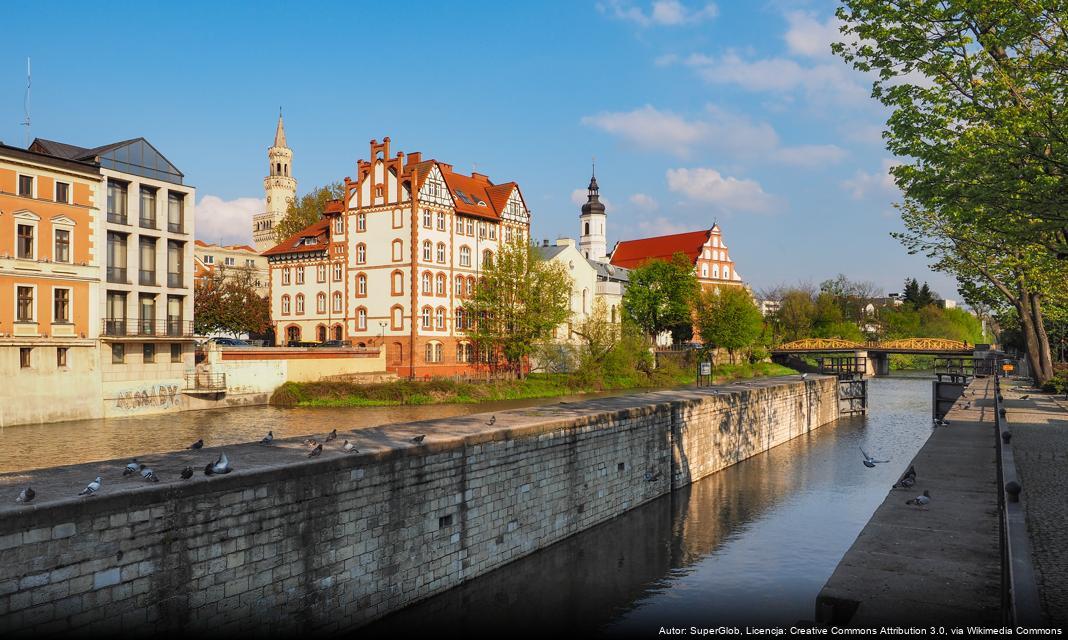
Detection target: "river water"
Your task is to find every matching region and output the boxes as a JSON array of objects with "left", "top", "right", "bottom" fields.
[{"left": 363, "top": 375, "right": 935, "bottom": 635}]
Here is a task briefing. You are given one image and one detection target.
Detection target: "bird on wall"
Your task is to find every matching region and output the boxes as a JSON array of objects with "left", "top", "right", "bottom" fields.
[
  {"left": 486, "top": 416, "right": 496, "bottom": 426},
  {"left": 906, "top": 490, "right": 931, "bottom": 506},
  {"left": 342, "top": 440, "right": 358, "bottom": 453},
  {"left": 204, "top": 452, "right": 232, "bottom": 475},
  {"left": 180, "top": 467, "right": 194, "bottom": 480},
  {"left": 1020, "top": 395, "right": 1030, "bottom": 400},
  {"left": 139, "top": 464, "right": 159, "bottom": 483},
  {"left": 801, "top": 373, "right": 808, "bottom": 380},
  {"left": 860, "top": 447, "right": 890, "bottom": 468},
  {"left": 79, "top": 477, "right": 102, "bottom": 496},
  {"left": 189, "top": 439, "right": 204, "bottom": 450},
  {"left": 325, "top": 429, "right": 337, "bottom": 442},
  {"left": 893, "top": 465, "right": 916, "bottom": 489},
  {"left": 16, "top": 487, "right": 35, "bottom": 504},
  {"left": 123, "top": 460, "right": 140, "bottom": 476},
  {"left": 261, "top": 431, "right": 274, "bottom": 445},
  {"left": 410, "top": 434, "right": 426, "bottom": 444},
  {"left": 303, "top": 438, "right": 318, "bottom": 447},
  {"left": 307, "top": 444, "right": 323, "bottom": 458}
]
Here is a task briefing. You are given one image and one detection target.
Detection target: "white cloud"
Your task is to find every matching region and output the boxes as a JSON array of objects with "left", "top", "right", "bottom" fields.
[
  {"left": 581, "top": 105, "right": 710, "bottom": 157},
  {"left": 784, "top": 11, "right": 842, "bottom": 58},
  {"left": 666, "top": 167, "right": 777, "bottom": 213},
  {"left": 684, "top": 51, "right": 869, "bottom": 105},
  {"left": 194, "top": 195, "right": 263, "bottom": 246},
  {"left": 598, "top": 0, "right": 718, "bottom": 27},
  {"left": 771, "top": 144, "right": 848, "bottom": 166},
  {"left": 629, "top": 193, "right": 659, "bottom": 212},
  {"left": 841, "top": 159, "right": 900, "bottom": 200}
]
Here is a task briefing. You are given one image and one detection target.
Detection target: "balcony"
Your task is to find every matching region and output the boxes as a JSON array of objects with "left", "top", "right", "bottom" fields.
[
  {"left": 102, "top": 318, "right": 194, "bottom": 338},
  {"left": 184, "top": 372, "right": 226, "bottom": 392},
  {"left": 106, "top": 267, "right": 129, "bottom": 284},
  {"left": 167, "top": 272, "right": 184, "bottom": 288},
  {"left": 139, "top": 217, "right": 157, "bottom": 230},
  {"left": 107, "top": 212, "right": 128, "bottom": 225},
  {"left": 139, "top": 270, "right": 157, "bottom": 286}
]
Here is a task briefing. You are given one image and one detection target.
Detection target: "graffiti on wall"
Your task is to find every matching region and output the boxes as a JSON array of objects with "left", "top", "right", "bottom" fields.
[{"left": 114, "top": 384, "right": 181, "bottom": 411}]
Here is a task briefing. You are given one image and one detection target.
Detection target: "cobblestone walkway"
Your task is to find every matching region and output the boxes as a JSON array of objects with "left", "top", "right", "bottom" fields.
[{"left": 1005, "top": 384, "right": 1068, "bottom": 627}]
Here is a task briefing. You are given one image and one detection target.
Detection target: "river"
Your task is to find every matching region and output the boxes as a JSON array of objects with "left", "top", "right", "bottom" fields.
[{"left": 361, "top": 375, "right": 935, "bottom": 634}]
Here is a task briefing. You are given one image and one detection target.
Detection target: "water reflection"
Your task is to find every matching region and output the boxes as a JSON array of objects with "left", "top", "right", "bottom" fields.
[{"left": 363, "top": 377, "right": 933, "bottom": 635}]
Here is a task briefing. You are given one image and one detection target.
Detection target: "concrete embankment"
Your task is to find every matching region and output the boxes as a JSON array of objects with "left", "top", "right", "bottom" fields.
[
  {"left": 815, "top": 376, "right": 1002, "bottom": 624},
  {"left": 0, "top": 376, "right": 836, "bottom": 635}
]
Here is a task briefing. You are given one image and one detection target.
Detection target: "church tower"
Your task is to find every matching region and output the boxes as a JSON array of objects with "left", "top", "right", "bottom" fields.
[
  {"left": 578, "top": 167, "right": 607, "bottom": 262},
  {"left": 253, "top": 112, "right": 298, "bottom": 252}
]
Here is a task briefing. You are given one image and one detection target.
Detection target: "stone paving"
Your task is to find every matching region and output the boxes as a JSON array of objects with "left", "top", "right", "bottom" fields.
[{"left": 1003, "top": 382, "right": 1068, "bottom": 628}]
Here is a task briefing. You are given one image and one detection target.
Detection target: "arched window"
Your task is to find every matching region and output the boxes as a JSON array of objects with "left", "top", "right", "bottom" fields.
[
  {"left": 436, "top": 242, "right": 446, "bottom": 263},
  {"left": 460, "top": 245, "right": 471, "bottom": 267},
  {"left": 457, "top": 342, "right": 467, "bottom": 363},
  {"left": 356, "top": 243, "right": 366, "bottom": 264},
  {"left": 422, "top": 210, "right": 432, "bottom": 228},
  {"left": 282, "top": 267, "right": 291, "bottom": 285},
  {"left": 422, "top": 240, "right": 432, "bottom": 261},
  {"left": 483, "top": 249, "right": 493, "bottom": 268},
  {"left": 723, "top": 267, "right": 730, "bottom": 280},
  {"left": 295, "top": 294, "right": 305, "bottom": 314},
  {"left": 422, "top": 272, "right": 432, "bottom": 294},
  {"left": 391, "top": 305, "right": 403, "bottom": 330},
  {"left": 296, "top": 267, "right": 305, "bottom": 284},
  {"left": 333, "top": 262, "right": 343, "bottom": 282},
  {"left": 333, "top": 325, "right": 343, "bottom": 341},
  {"left": 584, "top": 222, "right": 589, "bottom": 235},
  {"left": 332, "top": 291, "right": 343, "bottom": 313},
  {"left": 435, "top": 342, "right": 442, "bottom": 362},
  {"left": 436, "top": 273, "right": 446, "bottom": 296},
  {"left": 357, "top": 307, "right": 367, "bottom": 330},
  {"left": 466, "top": 276, "right": 474, "bottom": 296},
  {"left": 276, "top": 162, "right": 281, "bottom": 174},
  {"left": 286, "top": 325, "right": 300, "bottom": 344},
  {"left": 436, "top": 307, "right": 445, "bottom": 329},
  {"left": 392, "top": 270, "right": 404, "bottom": 295},
  {"left": 357, "top": 273, "right": 367, "bottom": 296},
  {"left": 317, "top": 293, "right": 326, "bottom": 314},
  {"left": 281, "top": 295, "right": 291, "bottom": 315},
  {"left": 455, "top": 275, "right": 464, "bottom": 296},
  {"left": 317, "top": 325, "right": 327, "bottom": 342},
  {"left": 316, "top": 265, "right": 326, "bottom": 282},
  {"left": 421, "top": 306, "right": 432, "bottom": 329},
  {"left": 356, "top": 213, "right": 366, "bottom": 231},
  {"left": 391, "top": 239, "right": 402, "bottom": 261},
  {"left": 456, "top": 308, "right": 465, "bottom": 330}
]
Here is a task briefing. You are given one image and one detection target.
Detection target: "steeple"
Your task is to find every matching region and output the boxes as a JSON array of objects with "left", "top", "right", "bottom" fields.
[
  {"left": 273, "top": 108, "right": 287, "bottom": 148},
  {"left": 254, "top": 111, "right": 298, "bottom": 252},
  {"left": 578, "top": 165, "right": 608, "bottom": 262}
]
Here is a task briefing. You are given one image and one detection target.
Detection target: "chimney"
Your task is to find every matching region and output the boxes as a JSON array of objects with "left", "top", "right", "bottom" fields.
[
  {"left": 407, "top": 151, "right": 422, "bottom": 164},
  {"left": 471, "top": 172, "right": 489, "bottom": 181},
  {"left": 542, "top": 239, "right": 549, "bottom": 247}
]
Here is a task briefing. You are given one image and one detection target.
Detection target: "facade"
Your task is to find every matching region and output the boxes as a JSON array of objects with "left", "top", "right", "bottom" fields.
[
  {"left": 193, "top": 240, "right": 269, "bottom": 296},
  {"left": 0, "top": 143, "right": 103, "bottom": 424},
  {"left": 537, "top": 238, "right": 599, "bottom": 341},
  {"left": 266, "top": 137, "right": 532, "bottom": 377},
  {"left": 609, "top": 225, "right": 744, "bottom": 292},
  {"left": 252, "top": 115, "right": 297, "bottom": 253}
]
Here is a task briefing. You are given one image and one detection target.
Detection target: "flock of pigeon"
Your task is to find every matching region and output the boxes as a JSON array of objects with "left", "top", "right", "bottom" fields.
[
  {"left": 8, "top": 418, "right": 467, "bottom": 505},
  {"left": 859, "top": 447, "right": 931, "bottom": 508}
]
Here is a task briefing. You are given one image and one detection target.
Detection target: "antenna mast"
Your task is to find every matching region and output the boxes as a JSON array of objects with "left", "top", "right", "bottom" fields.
[{"left": 22, "top": 58, "right": 31, "bottom": 147}]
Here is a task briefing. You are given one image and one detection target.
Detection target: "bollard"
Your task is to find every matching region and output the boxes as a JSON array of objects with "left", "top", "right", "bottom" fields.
[
  {"left": 1005, "top": 480, "right": 1021, "bottom": 503},
  {"left": 1002, "top": 431, "right": 1012, "bottom": 444}
]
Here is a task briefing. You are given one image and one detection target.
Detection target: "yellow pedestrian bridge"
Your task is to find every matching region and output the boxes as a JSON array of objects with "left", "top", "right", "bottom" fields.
[{"left": 771, "top": 338, "right": 975, "bottom": 376}]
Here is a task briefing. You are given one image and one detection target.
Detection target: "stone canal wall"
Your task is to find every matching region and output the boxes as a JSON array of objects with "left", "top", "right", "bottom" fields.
[{"left": 0, "top": 376, "right": 837, "bottom": 635}]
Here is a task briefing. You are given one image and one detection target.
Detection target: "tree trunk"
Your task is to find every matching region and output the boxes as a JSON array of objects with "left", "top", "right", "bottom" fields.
[
  {"left": 1030, "top": 293, "right": 1055, "bottom": 383},
  {"left": 1017, "top": 293, "right": 1048, "bottom": 384}
]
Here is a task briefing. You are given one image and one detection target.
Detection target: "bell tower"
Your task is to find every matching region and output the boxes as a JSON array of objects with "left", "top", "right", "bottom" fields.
[
  {"left": 253, "top": 111, "right": 298, "bottom": 251},
  {"left": 578, "top": 164, "right": 607, "bottom": 262}
]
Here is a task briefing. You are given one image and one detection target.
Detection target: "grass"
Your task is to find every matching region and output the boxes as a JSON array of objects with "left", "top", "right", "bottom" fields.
[{"left": 270, "top": 361, "right": 798, "bottom": 408}]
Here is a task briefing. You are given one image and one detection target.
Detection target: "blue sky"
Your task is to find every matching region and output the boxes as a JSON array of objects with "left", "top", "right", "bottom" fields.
[{"left": 1, "top": 0, "right": 957, "bottom": 299}]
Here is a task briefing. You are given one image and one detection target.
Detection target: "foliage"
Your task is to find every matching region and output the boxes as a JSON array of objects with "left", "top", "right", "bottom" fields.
[
  {"left": 819, "top": 274, "right": 882, "bottom": 321},
  {"left": 194, "top": 266, "right": 270, "bottom": 337},
  {"left": 902, "top": 278, "right": 936, "bottom": 309},
  {"left": 272, "top": 182, "right": 345, "bottom": 243},
  {"left": 693, "top": 286, "right": 764, "bottom": 364},
  {"left": 621, "top": 252, "right": 700, "bottom": 342},
  {"left": 461, "top": 239, "right": 572, "bottom": 378}
]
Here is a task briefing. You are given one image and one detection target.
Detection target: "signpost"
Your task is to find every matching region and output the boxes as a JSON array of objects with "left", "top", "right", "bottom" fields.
[{"left": 697, "top": 361, "right": 713, "bottom": 387}]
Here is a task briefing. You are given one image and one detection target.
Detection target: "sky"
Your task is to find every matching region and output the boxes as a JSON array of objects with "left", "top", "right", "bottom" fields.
[{"left": 1, "top": 0, "right": 959, "bottom": 300}]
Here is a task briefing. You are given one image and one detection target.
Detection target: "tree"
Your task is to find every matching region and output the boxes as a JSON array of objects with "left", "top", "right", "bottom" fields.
[
  {"left": 273, "top": 182, "right": 345, "bottom": 243},
  {"left": 194, "top": 266, "right": 271, "bottom": 337},
  {"left": 461, "top": 240, "right": 571, "bottom": 379},
  {"left": 621, "top": 253, "right": 700, "bottom": 343},
  {"left": 571, "top": 297, "right": 621, "bottom": 370},
  {"left": 694, "top": 286, "right": 764, "bottom": 364},
  {"left": 902, "top": 278, "right": 936, "bottom": 309},
  {"left": 774, "top": 289, "right": 817, "bottom": 341}
]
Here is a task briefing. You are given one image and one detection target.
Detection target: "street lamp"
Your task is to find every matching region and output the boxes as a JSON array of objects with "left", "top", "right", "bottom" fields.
[{"left": 378, "top": 321, "right": 387, "bottom": 347}]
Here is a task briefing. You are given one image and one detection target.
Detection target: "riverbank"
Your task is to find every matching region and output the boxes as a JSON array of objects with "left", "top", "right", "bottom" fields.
[{"left": 269, "top": 362, "right": 797, "bottom": 408}]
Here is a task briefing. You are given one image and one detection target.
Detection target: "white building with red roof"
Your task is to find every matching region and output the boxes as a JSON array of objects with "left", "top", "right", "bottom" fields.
[{"left": 609, "top": 225, "right": 744, "bottom": 292}]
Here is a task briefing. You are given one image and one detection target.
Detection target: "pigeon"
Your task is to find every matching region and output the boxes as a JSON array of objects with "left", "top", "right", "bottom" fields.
[
  {"left": 179, "top": 467, "right": 194, "bottom": 480},
  {"left": 342, "top": 440, "right": 358, "bottom": 453},
  {"left": 893, "top": 465, "right": 917, "bottom": 488},
  {"left": 1020, "top": 395, "right": 1030, "bottom": 400},
  {"left": 644, "top": 470, "right": 662, "bottom": 482},
  {"left": 801, "top": 373, "right": 808, "bottom": 380},
  {"left": 204, "top": 452, "right": 232, "bottom": 476},
  {"left": 79, "top": 477, "right": 102, "bottom": 497},
  {"left": 860, "top": 447, "right": 890, "bottom": 468},
  {"left": 189, "top": 439, "right": 204, "bottom": 450},
  {"left": 139, "top": 464, "right": 159, "bottom": 482},
  {"left": 906, "top": 489, "right": 931, "bottom": 506},
  {"left": 16, "top": 487, "right": 35, "bottom": 504},
  {"left": 325, "top": 429, "right": 337, "bottom": 442},
  {"left": 410, "top": 434, "right": 426, "bottom": 444},
  {"left": 933, "top": 418, "right": 949, "bottom": 427},
  {"left": 486, "top": 416, "right": 496, "bottom": 426},
  {"left": 303, "top": 438, "right": 318, "bottom": 447},
  {"left": 307, "top": 444, "right": 323, "bottom": 458},
  {"left": 123, "top": 460, "right": 140, "bottom": 476},
  {"left": 261, "top": 431, "right": 274, "bottom": 445}
]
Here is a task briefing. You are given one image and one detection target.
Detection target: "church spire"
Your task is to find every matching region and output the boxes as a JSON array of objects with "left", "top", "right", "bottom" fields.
[{"left": 274, "top": 109, "right": 287, "bottom": 148}]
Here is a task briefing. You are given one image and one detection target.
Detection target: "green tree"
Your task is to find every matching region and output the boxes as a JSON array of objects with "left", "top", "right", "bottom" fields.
[
  {"left": 694, "top": 287, "right": 764, "bottom": 364},
  {"left": 194, "top": 266, "right": 271, "bottom": 337},
  {"left": 621, "top": 253, "right": 700, "bottom": 343},
  {"left": 273, "top": 182, "right": 345, "bottom": 244},
  {"left": 774, "top": 289, "right": 816, "bottom": 341},
  {"left": 461, "top": 240, "right": 571, "bottom": 379}
]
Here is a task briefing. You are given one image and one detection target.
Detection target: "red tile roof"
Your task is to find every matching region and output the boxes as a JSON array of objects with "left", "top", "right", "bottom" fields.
[
  {"left": 609, "top": 228, "right": 713, "bottom": 270},
  {"left": 262, "top": 217, "right": 332, "bottom": 257},
  {"left": 439, "top": 169, "right": 501, "bottom": 221}
]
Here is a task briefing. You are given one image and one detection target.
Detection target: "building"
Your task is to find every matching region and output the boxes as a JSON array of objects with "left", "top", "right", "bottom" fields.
[
  {"left": 31, "top": 136, "right": 197, "bottom": 413},
  {"left": 266, "top": 137, "right": 532, "bottom": 377},
  {"left": 0, "top": 142, "right": 103, "bottom": 424},
  {"left": 252, "top": 114, "right": 297, "bottom": 253},
  {"left": 193, "top": 240, "right": 269, "bottom": 296},
  {"left": 578, "top": 172, "right": 607, "bottom": 262},
  {"left": 609, "top": 225, "right": 744, "bottom": 292},
  {"left": 759, "top": 299, "right": 781, "bottom": 317},
  {"left": 537, "top": 238, "right": 599, "bottom": 339}
]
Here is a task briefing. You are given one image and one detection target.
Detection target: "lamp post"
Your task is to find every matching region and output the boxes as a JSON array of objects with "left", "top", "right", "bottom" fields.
[{"left": 378, "top": 321, "right": 387, "bottom": 347}]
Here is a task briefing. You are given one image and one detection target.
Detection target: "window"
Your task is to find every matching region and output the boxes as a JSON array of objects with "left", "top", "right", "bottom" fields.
[
  {"left": 723, "top": 267, "right": 730, "bottom": 279},
  {"left": 437, "top": 212, "right": 446, "bottom": 231},
  {"left": 107, "top": 180, "right": 128, "bottom": 223},
  {"left": 483, "top": 250, "right": 493, "bottom": 268},
  {"left": 333, "top": 262, "right": 343, "bottom": 282},
  {"left": 455, "top": 276, "right": 464, "bottom": 296},
  {"left": 422, "top": 272, "right": 432, "bottom": 294},
  {"left": 20, "top": 348, "right": 32, "bottom": 368},
  {"left": 425, "top": 341, "right": 443, "bottom": 363},
  {"left": 436, "top": 273, "right": 446, "bottom": 296},
  {"left": 281, "top": 295, "right": 291, "bottom": 314},
  {"left": 296, "top": 267, "right": 305, "bottom": 284},
  {"left": 334, "top": 325, "right": 343, "bottom": 341},
  {"left": 701, "top": 264, "right": 708, "bottom": 278},
  {"left": 112, "top": 343, "right": 125, "bottom": 365},
  {"left": 282, "top": 267, "right": 291, "bottom": 285},
  {"left": 167, "top": 241, "right": 184, "bottom": 287},
  {"left": 466, "top": 219, "right": 474, "bottom": 236},
  {"left": 16, "top": 286, "right": 33, "bottom": 322},
  {"left": 356, "top": 243, "right": 366, "bottom": 264},
  {"left": 140, "top": 187, "right": 157, "bottom": 228},
  {"left": 316, "top": 264, "right": 326, "bottom": 282},
  {"left": 421, "top": 306, "right": 431, "bottom": 329},
  {"left": 356, "top": 213, "right": 366, "bottom": 232},
  {"left": 167, "top": 192, "right": 184, "bottom": 232},
  {"left": 18, "top": 175, "right": 34, "bottom": 197},
  {"left": 489, "top": 224, "right": 496, "bottom": 240},
  {"left": 357, "top": 273, "right": 367, "bottom": 296},
  {"left": 392, "top": 239, "right": 403, "bottom": 261},
  {"left": 466, "top": 277, "right": 474, "bottom": 296},
  {"left": 334, "top": 217, "right": 344, "bottom": 234},
  {"left": 54, "top": 228, "right": 70, "bottom": 263},
  {"left": 318, "top": 325, "right": 328, "bottom": 343},
  {"left": 55, "top": 181, "right": 70, "bottom": 204},
  {"left": 53, "top": 288, "right": 70, "bottom": 323},
  {"left": 357, "top": 307, "right": 367, "bottom": 330},
  {"left": 221, "top": 256, "right": 234, "bottom": 267},
  {"left": 393, "top": 209, "right": 403, "bottom": 228},
  {"left": 392, "top": 305, "right": 404, "bottom": 330},
  {"left": 57, "top": 347, "right": 68, "bottom": 368},
  {"left": 143, "top": 343, "right": 156, "bottom": 364},
  {"left": 478, "top": 222, "right": 486, "bottom": 239},
  {"left": 422, "top": 241, "right": 432, "bottom": 262},
  {"left": 456, "top": 308, "right": 465, "bottom": 330},
  {"left": 460, "top": 246, "right": 471, "bottom": 267},
  {"left": 436, "top": 307, "right": 445, "bottom": 329},
  {"left": 457, "top": 342, "right": 469, "bottom": 363},
  {"left": 423, "top": 210, "right": 432, "bottom": 228},
  {"left": 204, "top": 255, "right": 215, "bottom": 265},
  {"left": 333, "top": 292, "right": 343, "bottom": 313},
  {"left": 713, "top": 266, "right": 720, "bottom": 278},
  {"left": 17, "top": 224, "right": 34, "bottom": 259},
  {"left": 505, "top": 228, "right": 513, "bottom": 243},
  {"left": 171, "top": 343, "right": 182, "bottom": 363},
  {"left": 246, "top": 259, "right": 255, "bottom": 267},
  {"left": 436, "top": 243, "right": 446, "bottom": 263},
  {"left": 295, "top": 293, "right": 305, "bottom": 314},
  {"left": 317, "top": 293, "right": 326, "bottom": 314},
  {"left": 392, "top": 270, "right": 404, "bottom": 295}
]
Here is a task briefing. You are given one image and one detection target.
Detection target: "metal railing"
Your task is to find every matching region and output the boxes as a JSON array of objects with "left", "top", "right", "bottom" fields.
[
  {"left": 185, "top": 372, "right": 226, "bottom": 391},
  {"left": 106, "top": 267, "right": 129, "bottom": 284},
  {"left": 167, "top": 272, "right": 183, "bottom": 288},
  {"left": 139, "top": 217, "right": 157, "bottom": 230},
  {"left": 102, "top": 318, "right": 193, "bottom": 337},
  {"left": 993, "top": 366, "right": 1042, "bottom": 625},
  {"left": 138, "top": 269, "right": 157, "bottom": 286}
]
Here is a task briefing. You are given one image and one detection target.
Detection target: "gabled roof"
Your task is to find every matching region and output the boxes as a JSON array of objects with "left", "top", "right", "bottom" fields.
[
  {"left": 535, "top": 245, "right": 569, "bottom": 261},
  {"left": 438, "top": 169, "right": 501, "bottom": 221},
  {"left": 262, "top": 217, "right": 332, "bottom": 258},
  {"left": 609, "top": 229, "right": 713, "bottom": 270}
]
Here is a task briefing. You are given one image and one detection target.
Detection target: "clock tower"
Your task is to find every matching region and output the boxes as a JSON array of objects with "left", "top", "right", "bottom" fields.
[{"left": 253, "top": 112, "right": 298, "bottom": 252}]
